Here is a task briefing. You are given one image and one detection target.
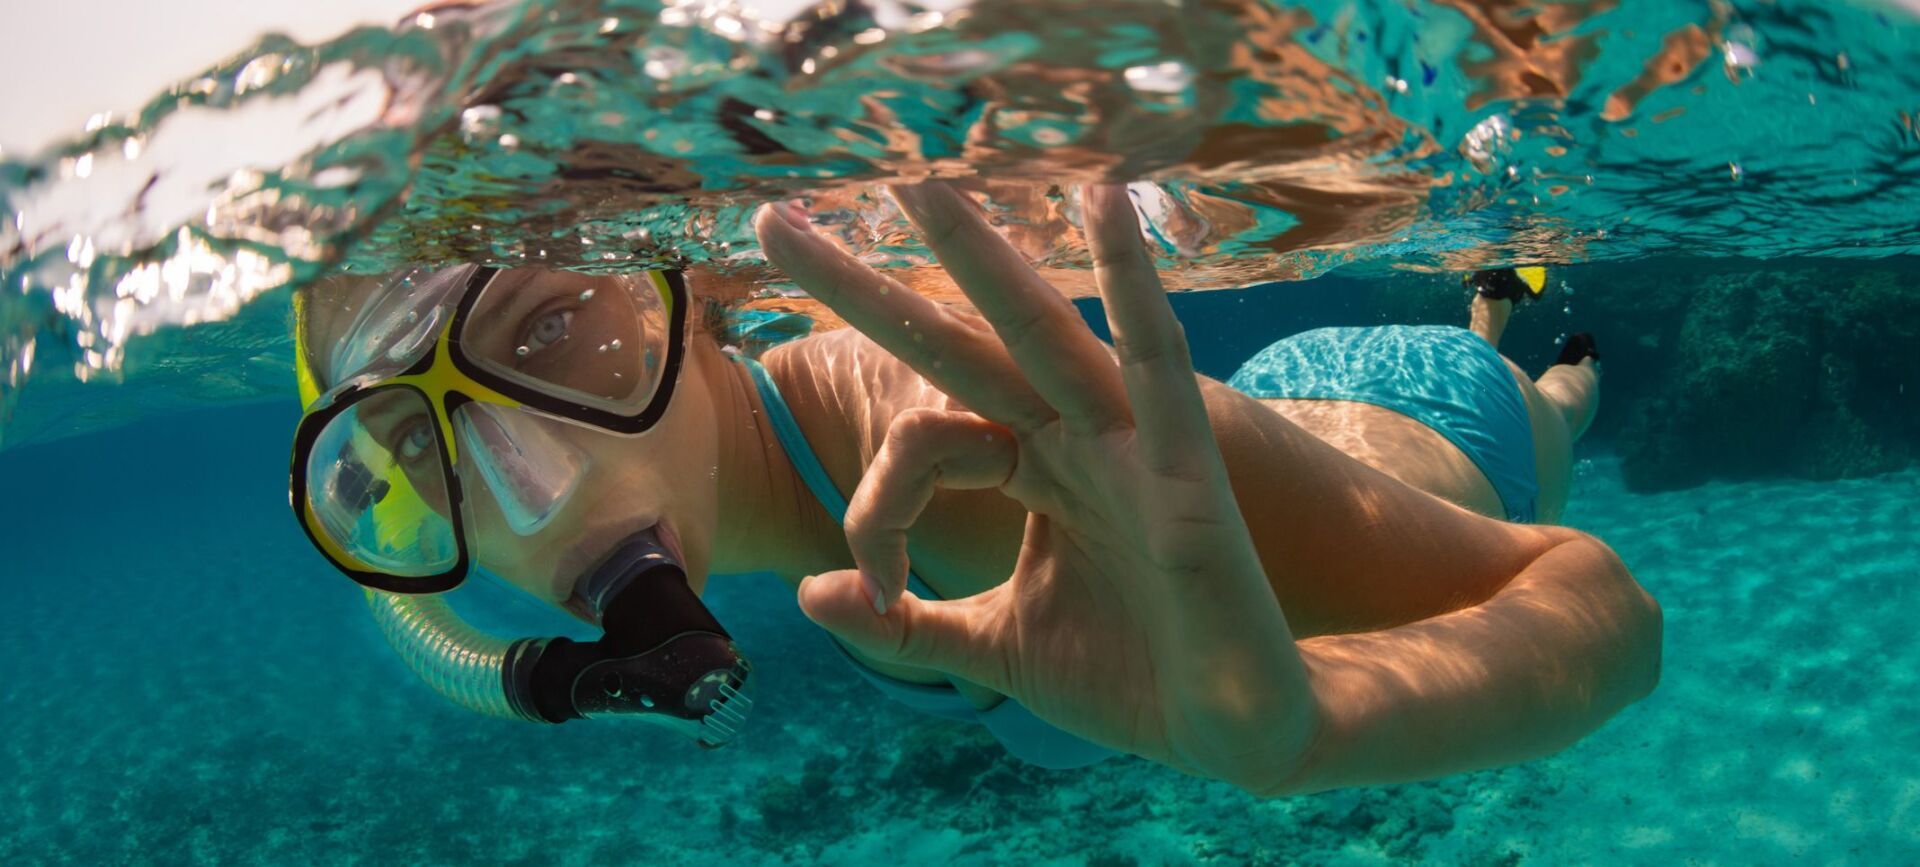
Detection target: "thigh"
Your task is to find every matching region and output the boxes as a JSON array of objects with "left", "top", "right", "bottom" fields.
[{"left": 1506, "top": 366, "right": 1575, "bottom": 524}]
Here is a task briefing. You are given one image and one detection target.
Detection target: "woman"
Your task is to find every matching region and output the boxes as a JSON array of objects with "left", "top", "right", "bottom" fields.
[{"left": 290, "top": 182, "right": 1658, "bottom": 797}]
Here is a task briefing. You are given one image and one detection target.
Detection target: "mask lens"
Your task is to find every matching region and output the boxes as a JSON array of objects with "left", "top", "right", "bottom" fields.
[
  {"left": 451, "top": 402, "right": 589, "bottom": 537},
  {"left": 325, "top": 266, "right": 475, "bottom": 386},
  {"left": 458, "top": 270, "right": 673, "bottom": 415},
  {"left": 304, "top": 389, "right": 458, "bottom": 577}
]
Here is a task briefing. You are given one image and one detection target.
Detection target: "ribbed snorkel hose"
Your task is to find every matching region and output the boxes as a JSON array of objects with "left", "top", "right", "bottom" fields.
[{"left": 364, "top": 589, "right": 549, "bottom": 723}]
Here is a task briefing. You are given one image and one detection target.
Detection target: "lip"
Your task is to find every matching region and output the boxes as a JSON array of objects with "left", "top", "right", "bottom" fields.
[
  {"left": 549, "top": 518, "right": 687, "bottom": 602},
  {"left": 652, "top": 519, "right": 687, "bottom": 566}
]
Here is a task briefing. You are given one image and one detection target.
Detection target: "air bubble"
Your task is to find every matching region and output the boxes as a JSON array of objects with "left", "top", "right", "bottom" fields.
[
  {"left": 1724, "top": 25, "right": 1761, "bottom": 70},
  {"left": 644, "top": 46, "right": 688, "bottom": 81},
  {"left": 1123, "top": 61, "right": 1195, "bottom": 95},
  {"left": 579, "top": 288, "right": 595, "bottom": 301},
  {"left": 1461, "top": 114, "right": 1512, "bottom": 172},
  {"left": 516, "top": 346, "right": 530, "bottom": 357},
  {"left": 460, "top": 106, "right": 502, "bottom": 144}
]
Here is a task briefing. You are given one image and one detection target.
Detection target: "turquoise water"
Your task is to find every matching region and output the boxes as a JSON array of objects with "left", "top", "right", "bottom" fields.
[
  {"left": 3, "top": 0, "right": 1920, "bottom": 862},
  {"left": 5, "top": 0, "right": 1920, "bottom": 414},
  {"left": 3, "top": 270, "right": 1918, "bottom": 863}
]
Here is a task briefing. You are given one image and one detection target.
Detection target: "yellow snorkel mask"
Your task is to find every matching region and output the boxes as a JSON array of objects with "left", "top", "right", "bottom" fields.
[
  {"left": 291, "top": 265, "right": 686, "bottom": 594},
  {"left": 287, "top": 265, "right": 753, "bottom": 745}
]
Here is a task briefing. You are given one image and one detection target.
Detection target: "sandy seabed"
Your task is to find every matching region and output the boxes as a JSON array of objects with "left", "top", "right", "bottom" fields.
[{"left": 2, "top": 406, "right": 1916, "bottom": 866}]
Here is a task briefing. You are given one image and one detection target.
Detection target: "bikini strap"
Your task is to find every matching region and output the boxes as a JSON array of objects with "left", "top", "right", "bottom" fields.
[
  {"left": 737, "top": 354, "right": 851, "bottom": 523},
  {"left": 735, "top": 356, "right": 1118, "bottom": 769},
  {"left": 733, "top": 354, "right": 940, "bottom": 599}
]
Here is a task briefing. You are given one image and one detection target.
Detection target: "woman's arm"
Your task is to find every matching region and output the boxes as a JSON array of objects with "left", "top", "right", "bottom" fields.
[
  {"left": 1252, "top": 532, "right": 1662, "bottom": 795},
  {"left": 755, "top": 182, "right": 1663, "bottom": 792}
]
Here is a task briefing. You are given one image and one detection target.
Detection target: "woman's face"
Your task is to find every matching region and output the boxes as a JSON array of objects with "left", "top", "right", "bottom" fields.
[{"left": 303, "top": 268, "right": 732, "bottom": 612}]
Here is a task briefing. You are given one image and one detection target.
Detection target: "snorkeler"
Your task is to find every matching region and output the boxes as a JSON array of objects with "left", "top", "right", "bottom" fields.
[{"left": 289, "top": 182, "right": 1659, "bottom": 796}]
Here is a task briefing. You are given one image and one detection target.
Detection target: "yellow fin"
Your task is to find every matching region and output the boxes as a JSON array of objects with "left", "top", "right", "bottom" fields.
[{"left": 1515, "top": 266, "right": 1548, "bottom": 295}]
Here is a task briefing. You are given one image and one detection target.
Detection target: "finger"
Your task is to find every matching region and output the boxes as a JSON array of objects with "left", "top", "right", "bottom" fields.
[
  {"left": 842, "top": 409, "right": 1019, "bottom": 607},
  {"left": 755, "top": 202, "right": 1057, "bottom": 431},
  {"left": 797, "top": 569, "right": 1009, "bottom": 690},
  {"left": 1083, "top": 183, "right": 1220, "bottom": 477},
  {"left": 889, "top": 182, "right": 1130, "bottom": 432}
]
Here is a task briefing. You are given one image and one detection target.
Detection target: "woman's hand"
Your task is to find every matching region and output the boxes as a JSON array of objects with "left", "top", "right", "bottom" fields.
[{"left": 754, "top": 182, "right": 1319, "bottom": 790}]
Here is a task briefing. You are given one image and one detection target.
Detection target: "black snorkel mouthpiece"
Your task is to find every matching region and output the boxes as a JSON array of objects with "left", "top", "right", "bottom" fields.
[{"left": 521, "top": 531, "right": 753, "bottom": 747}]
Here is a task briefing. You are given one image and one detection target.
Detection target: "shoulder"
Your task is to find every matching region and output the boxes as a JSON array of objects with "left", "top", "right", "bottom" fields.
[{"left": 768, "top": 328, "right": 955, "bottom": 412}]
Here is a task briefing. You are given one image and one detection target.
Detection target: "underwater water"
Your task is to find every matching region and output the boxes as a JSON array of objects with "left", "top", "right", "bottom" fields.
[
  {"left": 3, "top": 0, "right": 1920, "bottom": 862},
  {"left": 4, "top": 270, "right": 1919, "bottom": 865}
]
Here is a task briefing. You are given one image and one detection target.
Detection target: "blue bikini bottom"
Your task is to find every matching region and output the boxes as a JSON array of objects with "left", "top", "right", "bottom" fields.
[{"left": 1229, "top": 325, "right": 1540, "bottom": 523}]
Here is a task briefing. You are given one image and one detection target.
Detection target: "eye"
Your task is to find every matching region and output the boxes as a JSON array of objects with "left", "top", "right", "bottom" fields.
[
  {"left": 397, "top": 421, "right": 435, "bottom": 461},
  {"left": 516, "top": 308, "right": 576, "bottom": 360}
]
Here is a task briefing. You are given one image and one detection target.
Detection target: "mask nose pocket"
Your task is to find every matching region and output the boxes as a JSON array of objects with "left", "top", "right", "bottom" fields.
[
  {"left": 303, "top": 387, "right": 460, "bottom": 578},
  {"left": 453, "top": 403, "right": 590, "bottom": 536}
]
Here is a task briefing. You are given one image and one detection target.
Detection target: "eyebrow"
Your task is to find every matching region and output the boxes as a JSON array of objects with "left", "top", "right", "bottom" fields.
[{"left": 458, "top": 270, "right": 577, "bottom": 352}]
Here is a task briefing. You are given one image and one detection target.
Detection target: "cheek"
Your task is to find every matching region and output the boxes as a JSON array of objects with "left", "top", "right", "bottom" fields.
[
  {"left": 460, "top": 499, "right": 560, "bottom": 601},
  {"left": 561, "top": 364, "right": 725, "bottom": 578},
  {"left": 654, "top": 371, "right": 725, "bottom": 580}
]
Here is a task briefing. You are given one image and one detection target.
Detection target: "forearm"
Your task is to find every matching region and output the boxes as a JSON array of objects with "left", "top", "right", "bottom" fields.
[{"left": 1248, "top": 534, "right": 1663, "bottom": 796}]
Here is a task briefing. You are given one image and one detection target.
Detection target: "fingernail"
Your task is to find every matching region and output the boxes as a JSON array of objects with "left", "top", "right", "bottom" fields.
[
  {"left": 774, "top": 199, "right": 812, "bottom": 233},
  {"left": 860, "top": 570, "right": 888, "bottom": 616},
  {"left": 887, "top": 183, "right": 924, "bottom": 210},
  {"left": 1087, "top": 182, "right": 1129, "bottom": 210}
]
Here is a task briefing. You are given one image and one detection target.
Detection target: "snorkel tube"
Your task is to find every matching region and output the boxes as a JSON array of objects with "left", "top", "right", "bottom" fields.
[{"left": 364, "top": 531, "right": 753, "bottom": 746}]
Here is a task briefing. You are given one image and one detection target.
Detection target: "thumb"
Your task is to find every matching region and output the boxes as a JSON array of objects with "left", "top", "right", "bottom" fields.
[{"left": 797, "top": 569, "right": 1004, "bottom": 685}]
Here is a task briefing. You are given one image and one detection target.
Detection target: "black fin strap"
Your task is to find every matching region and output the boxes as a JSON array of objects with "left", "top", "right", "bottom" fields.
[{"left": 1468, "top": 268, "right": 1530, "bottom": 302}]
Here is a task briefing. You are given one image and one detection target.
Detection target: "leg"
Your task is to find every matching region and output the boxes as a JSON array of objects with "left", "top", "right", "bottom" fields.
[
  {"left": 1465, "top": 268, "right": 1543, "bottom": 348},
  {"left": 1469, "top": 294, "right": 1513, "bottom": 348},
  {"left": 1536, "top": 357, "right": 1600, "bottom": 441}
]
